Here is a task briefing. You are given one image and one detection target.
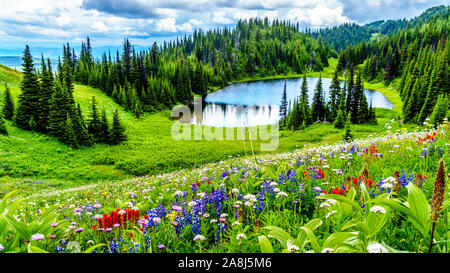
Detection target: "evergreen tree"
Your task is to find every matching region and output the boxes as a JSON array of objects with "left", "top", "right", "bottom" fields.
[
  {"left": 328, "top": 70, "right": 341, "bottom": 121},
  {"left": 71, "top": 103, "right": 93, "bottom": 146},
  {"left": 334, "top": 89, "right": 347, "bottom": 129},
  {"left": 351, "top": 71, "right": 364, "bottom": 123},
  {"left": 367, "top": 100, "right": 377, "bottom": 124},
  {"left": 279, "top": 78, "right": 288, "bottom": 120},
  {"left": 2, "top": 84, "right": 15, "bottom": 120},
  {"left": 299, "top": 72, "right": 312, "bottom": 125},
  {"left": 60, "top": 114, "right": 79, "bottom": 149},
  {"left": 311, "top": 76, "right": 325, "bottom": 122},
  {"left": 430, "top": 94, "right": 448, "bottom": 125},
  {"left": 47, "top": 82, "right": 71, "bottom": 138},
  {"left": 87, "top": 96, "right": 102, "bottom": 141},
  {"left": 99, "top": 109, "right": 110, "bottom": 143},
  {"left": 358, "top": 92, "right": 370, "bottom": 124},
  {"left": 0, "top": 113, "right": 7, "bottom": 136},
  {"left": 342, "top": 113, "right": 353, "bottom": 142},
  {"left": 15, "top": 45, "right": 40, "bottom": 130},
  {"left": 346, "top": 64, "right": 354, "bottom": 114},
  {"left": 37, "top": 55, "right": 54, "bottom": 132},
  {"left": 110, "top": 109, "right": 127, "bottom": 145}
]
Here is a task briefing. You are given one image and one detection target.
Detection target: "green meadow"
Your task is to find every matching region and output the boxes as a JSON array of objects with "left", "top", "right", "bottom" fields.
[{"left": 0, "top": 62, "right": 409, "bottom": 191}]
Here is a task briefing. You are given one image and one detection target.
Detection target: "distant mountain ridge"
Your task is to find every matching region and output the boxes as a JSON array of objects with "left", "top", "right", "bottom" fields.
[{"left": 311, "top": 5, "right": 449, "bottom": 51}]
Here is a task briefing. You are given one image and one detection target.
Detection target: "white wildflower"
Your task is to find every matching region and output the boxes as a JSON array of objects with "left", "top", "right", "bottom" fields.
[
  {"left": 367, "top": 242, "right": 388, "bottom": 253},
  {"left": 193, "top": 234, "right": 205, "bottom": 241},
  {"left": 370, "top": 206, "right": 386, "bottom": 214},
  {"left": 276, "top": 191, "right": 288, "bottom": 198},
  {"left": 287, "top": 239, "right": 300, "bottom": 253}
]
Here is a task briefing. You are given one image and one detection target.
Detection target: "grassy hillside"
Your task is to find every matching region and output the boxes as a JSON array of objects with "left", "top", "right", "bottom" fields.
[{"left": 0, "top": 61, "right": 410, "bottom": 191}]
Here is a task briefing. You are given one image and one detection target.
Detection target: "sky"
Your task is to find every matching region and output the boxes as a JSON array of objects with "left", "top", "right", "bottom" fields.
[{"left": 0, "top": 0, "right": 447, "bottom": 50}]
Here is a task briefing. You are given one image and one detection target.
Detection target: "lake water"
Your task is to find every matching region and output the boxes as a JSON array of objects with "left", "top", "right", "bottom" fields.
[
  {"left": 189, "top": 77, "right": 393, "bottom": 127},
  {"left": 0, "top": 56, "right": 58, "bottom": 71}
]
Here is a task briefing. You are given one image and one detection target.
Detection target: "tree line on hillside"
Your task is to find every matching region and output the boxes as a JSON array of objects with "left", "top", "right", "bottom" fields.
[
  {"left": 280, "top": 66, "right": 377, "bottom": 135},
  {"left": 310, "top": 5, "right": 449, "bottom": 52},
  {"left": 0, "top": 46, "right": 126, "bottom": 148},
  {"left": 334, "top": 8, "right": 449, "bottom": 124},
  {"left": 70, "top": 18, "right": 333, "bottom": 118}
]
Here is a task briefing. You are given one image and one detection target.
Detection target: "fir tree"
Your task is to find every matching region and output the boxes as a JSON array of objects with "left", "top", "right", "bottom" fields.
[
  {"left": 110, "top": 109, "right": 127, "bottom": 145},
  {"left": 71, "top": 103, "right": 93, "bottom": 146},
  {"left": 99, "top": 109, "right": 110, "bottom": 143},
  {"left": 15, "top": 45, "right": 40, "bottom": 130},
  {"left": 367, "top": 100, "right": 377, "bottom": 124},
  {"left": 343, "top": 113, "right": 353, "bottom": 142},
  {"left": 60, "top": 114, "right": 79, "bottom": 149},
  {"left": 0, "top": 113, "right": 7, "bottom": 136},
  {"left": 311, "top": 76, "right": 325, "bottom": 122},
  {"left": 358, "top": 92, "right": 370, "bottom": 124},
  {"left": 2, "top": 84, "right": 15, "bottom": 120},
  {"left": 351, "top": 71, "right": 364, "bottom": 123},
  {"left": 430, "top": 94, "right": 448, "bottom": 125},
  {"left": 346, "top": 64, "right": 354, "bottom": 114},
  {"left": 87, "top": 96, "right": 102, "bottom": 141},
  {"left": 299, "top": 71, "right": 312, "bottom": 125},
  {"left": 334, "top": 89, "right": 347, "bottom": 129},
  {"left": 328, "top": 70, "right": 341, "bottom": 121},
  {"left": 47, "top": 82, "right": 71, "bottom": 138},
  {"left": 279, "top": 78, "right": 288, "bottom": 120},
  {"left": 37, "top": 55, "right": 54, "bottom": 132}
]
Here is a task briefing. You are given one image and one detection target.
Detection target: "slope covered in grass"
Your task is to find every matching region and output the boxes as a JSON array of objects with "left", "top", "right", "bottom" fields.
[{"left": 0, "top": 61, "right": 408, "bottom": 189}]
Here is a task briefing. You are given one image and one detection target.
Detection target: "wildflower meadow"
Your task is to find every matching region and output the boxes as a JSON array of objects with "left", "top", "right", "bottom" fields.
[{"left": 0, "top": 120, "right": 448, "bottom": 254}]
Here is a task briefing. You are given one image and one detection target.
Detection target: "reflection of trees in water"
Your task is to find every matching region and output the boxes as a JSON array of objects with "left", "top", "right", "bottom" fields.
[{"left": 190, "top": 103, "right": 280, "bottom": 127}]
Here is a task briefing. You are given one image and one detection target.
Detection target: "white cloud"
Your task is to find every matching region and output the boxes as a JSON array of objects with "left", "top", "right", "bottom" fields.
[
  {"left": 0, "top": 0, "right": 445, "bottom": 47},
  {"left": 212, "top": 11, "right": 234, "bottom": 24},
  {"left": 92, "top": 21, "right": 109, "bottom": 32},
  {"left": 286, "top": 5, "right": 351, "bottom": 28},
  {"left": 156, "top": 17, "right": 178, "bottom": 32}
]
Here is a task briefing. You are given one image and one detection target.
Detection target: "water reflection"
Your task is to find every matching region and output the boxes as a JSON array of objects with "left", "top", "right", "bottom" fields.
[
  {"left": 188, "top": 77, "right": 394, "bottom": 127},
  {"left": 191, "top": 103, "right": 280, "bottom": 127}
]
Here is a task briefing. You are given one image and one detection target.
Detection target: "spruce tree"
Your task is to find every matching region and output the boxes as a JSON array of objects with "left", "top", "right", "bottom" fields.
[
  {"left": 430, "top": 94, "right": 448, "bottom": 125},
  {"left": 299, "top": 71, "right": 312, "bottom": 125},
  {"left": 358, "top": 92, "right": 370, "bottom": 124},
  {"left": 328, "top": 70, "right": 341, "bottom": 121},
  {"left": 0, "top": 113, "right": 7, "bottom": 136},
  {"left": 311, "top": 76, "right": 324, "bottom": 122},
  {"left": 342, "top": 113, "right": 353, "bottom": 142},
  {"left": 99, "top": 109, "right": 110, "bottom": 143},
  {"left": 37, "top": 55, "right": 54, "bottom": 132},
  {"left": 334, "top": 89, "right": 347, "bottom": 129},
  {"left": 367, "top": 100, "right": 377, "bottom": 124},
  {"left": 279, "top": 78, "right": 288, "bottom": 120},
  {"left": 60, "top": 114, "right": 79, "bottom": 149},
  {"left": 15, "top": 45, "right": 40, "bottom": 130},
  {"left": 418, "top": 52, "right": 447, "bottom": 123},
  {"left": 2, "top": 84, "right": 15, "bottom": 120},
  {"left": 110, "top": 109, "right": 127, "bottom": 145},
  {"left": 351, "top": 72, "right": 364, "bottom": 123},
  {"left": 346, "top": 64, "right": 354, "bottom": 114},
  {"left": 71, "top": 103, "right": 93, "bottom": 146},
  {"left": 87, "top": 96, "right": 102, "bottom": 142},
  {"left": 47, "top": 82, "right": 71, "bottom": 138}
]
